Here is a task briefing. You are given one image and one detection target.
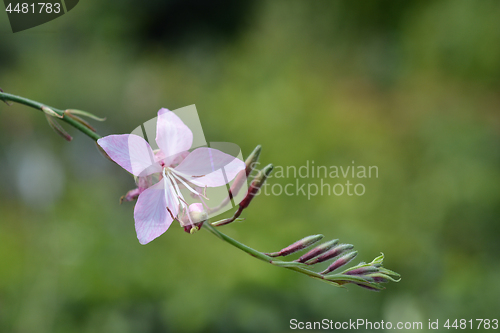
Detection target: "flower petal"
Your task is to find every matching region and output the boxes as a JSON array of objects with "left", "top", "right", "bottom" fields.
[
  {"left": 174, "top": 147, "right": 245, "bottom": 187},
  {"left": 98, "top": 134, "right": 162, "bottom": 177},
  {"left": 134, "top": 180, "right": 173, "bottom": 244},
  {"left": 164, "top": 174, "right": 180, "bottom": 220},
  {"left": 155, "top": 108, "right": 193, "bottom": 165},
  {"left": 154, "top": 149, "right": 189, "bottom": 168}
]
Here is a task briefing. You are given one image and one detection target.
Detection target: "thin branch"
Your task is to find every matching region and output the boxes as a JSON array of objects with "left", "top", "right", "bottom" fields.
[{"left": 0, "top": 91, "right": 102, "bottom": 141}]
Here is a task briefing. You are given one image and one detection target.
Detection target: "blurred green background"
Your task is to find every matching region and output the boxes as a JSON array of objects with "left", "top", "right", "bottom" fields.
[{"left": 1, "top": 1, "right": 500, "bottom": 332}]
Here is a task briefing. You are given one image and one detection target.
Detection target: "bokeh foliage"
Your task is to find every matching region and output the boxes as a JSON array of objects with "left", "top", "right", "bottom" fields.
[{"left": 1, "top": 1, "right": 499, "bottom": 332}]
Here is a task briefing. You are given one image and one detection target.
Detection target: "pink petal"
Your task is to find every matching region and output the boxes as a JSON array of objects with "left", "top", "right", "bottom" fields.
[
  {"left": 154, "top": 149, "right": 189, "bottom": 168},
  {"left": 164, "top": 176, "right": 180, "bottom": 221},
  {"left": 155, "top": 108, "right": 193, "bottom": 165},
  {"left": 98, "top": 134, "right": 162, "bottom": 177},
  {"left": 174, "top": 147, "right": 245, "bottom": 187},
  {"left": 134, "top": 180, "right": 173, "bottom": 244}
]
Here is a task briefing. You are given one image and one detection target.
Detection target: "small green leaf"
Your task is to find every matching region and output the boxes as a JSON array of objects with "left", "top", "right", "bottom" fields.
[
  {"left": 379, "top": 267, "right": 401, "bottom": 278},
  {"left": 365, "top": 273, "right": 401, "bottom": 283},
  {"left": 42, "top": 106, "right": 63, "bottom": 118},
  {"left": 64, "top": 110, "right": 97, "bottom": 132},
  {"left": 65, "top": 109, "right": 106, "bottom": 121}
]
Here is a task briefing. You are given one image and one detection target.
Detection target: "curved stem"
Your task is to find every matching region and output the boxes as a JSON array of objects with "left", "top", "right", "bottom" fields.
[
  {"left": 0, "top": 91, "right": 101, "bottom": 141},
  {"left": 202, "top": 223, "right": 327, "bottom": 281},
  {"left": 203, "top": 222, "right": 272, "bottom": 263}
]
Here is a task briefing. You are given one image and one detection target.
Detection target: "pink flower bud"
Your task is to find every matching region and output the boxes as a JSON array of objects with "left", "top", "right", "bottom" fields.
[
  {"left": 296, "top": 239, "right": 339, "bottom": 263},
  {"left": 296, "top": 239, "right": 339, "bottom": 262},
  {"left": 305, "top": 243, "right": 354, "bottom": 265},
  {"left": 321, "top": 251, "right": 358, "bottom": 275},
  {"left": 344, "top": 265, "right": 380, "bottom": 276},
  {"left": 364, "top": 273, "right": 390, "bottom": 283},
  {"left": 353, "top": 283, "right": 384, "bottom": 292},
  {"left": 179, "top": 203, "right": 208, "bottom": 234},
  {"left": 227, "top": 145, "right": 262, "bottom": 200},
  {"left": 120, "top": 188, "right": 141, "bottom": 203},
  {"left": 266, "top": 234, "right": 324, "bottom": 257},
  {"left": 244, "top": 145, "right": 262, "bottom": 177},
  {"left": 239, "top": 164, "right": 273, "bottom": 209}
]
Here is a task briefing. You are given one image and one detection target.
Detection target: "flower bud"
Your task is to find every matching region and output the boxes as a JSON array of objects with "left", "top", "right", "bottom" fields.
[
  {"left": 322, "top": 253, "right": 400, "bottom": 291},
  {"left": 321, "top": 251, "right": 358, "bottom": 275},
  {"left": 363, "top": 273, "right": 391, "bottom": 283},
  {"left": 305, "top": 243, "right": 354, "bottom": 265},
  {"left": 227, "top": 145, "right": 263, "bottom": 200},
  {"left": 353, "top": 283, "right": 385, "bottom": 292},
  {"left": 344, "top": 265, "right": 380, "bottom": 276},
  {"left": 244, "top": 145, "right": 262, "bottom": 177},
  {"left": 120, "top": 188, "right": 141, "bottom": 204},
  {"left": 239, "top": 164, "right": 273, "bottom": 209},
  {"left": 295, "top": 239, "right": 339, "bottom": 263},
  {"left": 179, "top": 203, "right": 208, "bottom": 234},
  {"left": 267, "top": 234, "right": 324, "bottom": 257},
  {"left": 120, "top": 173, "right": 160, "bottom": 203}
]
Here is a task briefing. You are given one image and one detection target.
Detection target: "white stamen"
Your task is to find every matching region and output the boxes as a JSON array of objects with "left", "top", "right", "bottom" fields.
[
  {"left": 170, "top": 171, "right": 209, "bottom": 200},
  {"left": 167, "top": 172, "right": 188, "bottom": 212},
  {"left": 163, "top": 167, "right": 209, "bottom": 226},
  {"left": 169, "top": 168, "right": 207, "bottom": 187},
  {"left": 163, "top": 168, "right": 173, "bottom": 206},
  {"left": 198, "top": 193, "right": 210, "bottom": 212}
]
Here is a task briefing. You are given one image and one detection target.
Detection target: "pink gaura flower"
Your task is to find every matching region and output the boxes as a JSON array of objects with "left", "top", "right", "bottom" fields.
[{"left": 97, "top": 108, "right": 245, "bottom": 244}]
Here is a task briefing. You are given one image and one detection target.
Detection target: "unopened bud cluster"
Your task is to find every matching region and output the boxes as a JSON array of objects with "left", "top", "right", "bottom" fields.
[
  {"left": 267, "top": 236, "right": 400, "bottom": 291},
  {"left": 207, "top": 145, "right": 400, "bottom": 291}
]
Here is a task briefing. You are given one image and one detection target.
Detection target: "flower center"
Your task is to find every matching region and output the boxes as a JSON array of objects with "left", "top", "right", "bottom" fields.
[{"left": 162, "top": 167, "right": 208, "bottom": 224}]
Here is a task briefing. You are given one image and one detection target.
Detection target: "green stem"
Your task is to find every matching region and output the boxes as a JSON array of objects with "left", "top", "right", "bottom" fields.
[
  {"left": 203, "top": 222, "right": 272, "bottom": 263},
  {"left": 0, "top": 91, "right": 101, "bottom": 141},
  {"left": 202, "top": 223, "right": 326, "bottom": 281}
]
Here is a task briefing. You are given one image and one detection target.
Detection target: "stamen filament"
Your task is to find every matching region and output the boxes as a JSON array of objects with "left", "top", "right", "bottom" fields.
[
  {"left": 170, "top": 171, "right": 209, "bottom": 200},
  {"left": 167, "top": 172, "right": 188, "bottom": 212},
  {"left": 169, "top": 168, "right": 207, "bottom": 187},
  {"left": 198, "top": 193, "right": 210, "bottom": 212},
  {"left": 165, "top": 170, "right": 182, "bottom": 210}
]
